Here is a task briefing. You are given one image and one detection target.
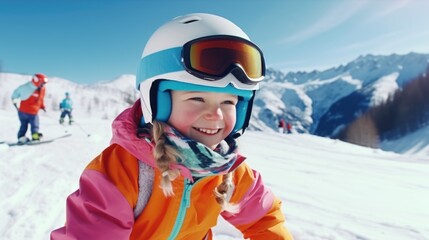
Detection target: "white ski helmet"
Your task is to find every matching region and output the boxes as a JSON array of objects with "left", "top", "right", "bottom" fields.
[{"left": 136, "top": 13, "right": 265, "bottom": 137}]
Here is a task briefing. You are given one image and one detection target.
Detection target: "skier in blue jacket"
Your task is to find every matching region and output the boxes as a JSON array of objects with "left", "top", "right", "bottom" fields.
[{"left": 59, "top": 92, "right": 73, "bottom": 125}]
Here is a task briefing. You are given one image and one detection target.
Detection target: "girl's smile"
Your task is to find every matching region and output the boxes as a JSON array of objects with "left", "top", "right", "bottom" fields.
[
  {"left": 193, "top": 127, "right": 221, "bottom": 135},
  {"left": 168, "top": 90, "right": 238, "bottom": 149}
]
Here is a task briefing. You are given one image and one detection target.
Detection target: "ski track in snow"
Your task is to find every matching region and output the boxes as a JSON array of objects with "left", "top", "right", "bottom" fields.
[
  {"left": 1, "top": 112, "right": 110, "bottom": 239},
  {"left": 0, "top": 110, "right": 428, "bottom": 240}
]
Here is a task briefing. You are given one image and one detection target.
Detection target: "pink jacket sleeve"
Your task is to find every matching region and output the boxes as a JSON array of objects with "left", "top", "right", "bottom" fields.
[
  {"left": 221, "top": 165, "right": 294, "bottom": 239},
  {"left": 50, "top": 170, "right": 135, "bottom": 240}
]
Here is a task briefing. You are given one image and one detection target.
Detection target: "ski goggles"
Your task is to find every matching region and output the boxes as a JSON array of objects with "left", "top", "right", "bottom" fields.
[
  {"left": 182, "top": 36, "right": 265, "bottom": 84},
  {"left": 136, "top": 35, "right": 265, "bottom": 89}
]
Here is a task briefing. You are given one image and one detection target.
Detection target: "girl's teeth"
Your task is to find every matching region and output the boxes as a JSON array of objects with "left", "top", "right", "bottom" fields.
[{"left": 197, "top": 128, "right": 218, "bottom": 134}]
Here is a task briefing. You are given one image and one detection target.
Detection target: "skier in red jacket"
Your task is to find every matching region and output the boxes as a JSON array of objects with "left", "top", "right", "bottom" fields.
[
  {"left": 11, "top": 73, "right": 48, "bottom": 144},
  {"left": 286, "top": 122, "right": 292, "bottom": 134}
]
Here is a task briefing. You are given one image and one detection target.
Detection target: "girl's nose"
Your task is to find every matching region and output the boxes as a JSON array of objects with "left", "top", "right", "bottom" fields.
[{"left": 204, "top": 105, "right": 223, "bottom": 120}]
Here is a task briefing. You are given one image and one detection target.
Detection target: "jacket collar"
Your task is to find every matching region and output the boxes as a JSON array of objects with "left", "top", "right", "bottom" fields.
[{"left": 110, "top": 99, "right": 157, "bottom": 168}]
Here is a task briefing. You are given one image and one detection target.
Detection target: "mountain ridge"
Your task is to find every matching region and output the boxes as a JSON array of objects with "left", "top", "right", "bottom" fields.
[{"left": 259, "top": 52, "right": 429, "bottom": 136}]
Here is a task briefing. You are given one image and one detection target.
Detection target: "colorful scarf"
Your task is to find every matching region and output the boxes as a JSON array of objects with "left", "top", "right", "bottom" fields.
[{"left": 163, "top": 125, "right": 238, "bottom": 178}]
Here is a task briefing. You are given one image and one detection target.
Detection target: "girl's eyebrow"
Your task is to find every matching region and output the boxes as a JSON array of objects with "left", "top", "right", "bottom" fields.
[
  {"left": 180, "top": 91, "right": 205, "bottom": 96},
  {"left": 179, "top": 91, "right": 238, "bottom": 99},
  {"left": 184, "top": 91, "right": 204, "bottom": 94}
]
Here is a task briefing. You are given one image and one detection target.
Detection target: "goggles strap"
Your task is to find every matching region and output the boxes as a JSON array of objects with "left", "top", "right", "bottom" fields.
[{"left": 137, "top": 48, "right": 183, "bottom": 89}]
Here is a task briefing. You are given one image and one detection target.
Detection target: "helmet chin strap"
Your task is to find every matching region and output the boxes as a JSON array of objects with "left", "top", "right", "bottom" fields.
[{"left": 232, "top": 131, "right": 242, "bottom": 139}]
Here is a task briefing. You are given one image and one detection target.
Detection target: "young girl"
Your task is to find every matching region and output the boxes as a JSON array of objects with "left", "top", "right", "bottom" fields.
[{"left": 51, "top": 13, "right": 293, "bottom": 240}]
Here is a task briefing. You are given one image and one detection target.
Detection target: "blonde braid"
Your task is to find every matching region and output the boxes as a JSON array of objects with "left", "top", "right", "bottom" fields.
[
  {"left": 151, "top": 121, "right": 181, "bottom": 197},
  {"left": 214, "top": 172, "right": 239, "bottom": 213}
]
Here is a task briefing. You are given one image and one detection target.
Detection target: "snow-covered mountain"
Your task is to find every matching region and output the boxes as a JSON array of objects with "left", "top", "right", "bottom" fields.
[{"left": 257, "top": 52, "right": 429, "bottom": 137}]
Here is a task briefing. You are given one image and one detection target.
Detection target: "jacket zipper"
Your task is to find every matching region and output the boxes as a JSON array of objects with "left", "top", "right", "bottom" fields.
[{"left": 168, "top": 178, "right": 193, "bottom": 240}]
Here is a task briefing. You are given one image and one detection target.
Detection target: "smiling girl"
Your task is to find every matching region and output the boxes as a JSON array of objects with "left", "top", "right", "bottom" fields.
[{"left": 51, "top": 13, "right": 293, "bottom": 240}]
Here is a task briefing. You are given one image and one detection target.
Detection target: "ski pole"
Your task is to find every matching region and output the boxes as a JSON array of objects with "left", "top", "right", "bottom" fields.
[{"left": 73, "top": 121, "right": 91, "bottom": 137}]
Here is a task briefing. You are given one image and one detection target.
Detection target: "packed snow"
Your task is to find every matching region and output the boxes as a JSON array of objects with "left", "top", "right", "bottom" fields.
[{"left": 1, "top": 107, "right": 428, "bottom": 240}]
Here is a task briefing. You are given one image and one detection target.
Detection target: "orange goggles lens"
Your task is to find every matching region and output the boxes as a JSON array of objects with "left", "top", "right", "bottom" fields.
[{"left": 182, "top": 36, "right": 265, "bottom": 84}]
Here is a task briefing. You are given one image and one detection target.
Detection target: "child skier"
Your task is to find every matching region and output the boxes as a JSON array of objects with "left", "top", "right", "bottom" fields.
[
  {"left": 11, "top": 73, "right": 48, "bottom": 144},
  {"left": 59, "top": 92, "right": 73, "bottom": 124},
  {"left": 51, "top": 13, "right": 293, "bottom": 239}
]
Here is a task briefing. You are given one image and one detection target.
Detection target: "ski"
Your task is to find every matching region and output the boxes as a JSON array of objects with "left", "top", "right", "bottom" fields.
[{"left": 6, "top": 133, "right": 72, "bottom": 147}]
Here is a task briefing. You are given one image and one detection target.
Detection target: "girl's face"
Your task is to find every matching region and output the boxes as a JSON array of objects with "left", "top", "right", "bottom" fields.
[{"left": 168, "top": 90, "right": 238, "bottom": 149}]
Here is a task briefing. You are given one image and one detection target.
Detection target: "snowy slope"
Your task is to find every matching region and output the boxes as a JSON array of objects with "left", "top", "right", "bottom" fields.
[
  {"left": 0, "top": 108, "right": 428, "bottom": 240},
  {"left": 381, "top": 123, "right": 429, "bottom": 158}
]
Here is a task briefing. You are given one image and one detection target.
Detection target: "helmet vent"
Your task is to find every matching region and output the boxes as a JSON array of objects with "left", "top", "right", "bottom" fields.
[
  {"left": 183, "top": 19, "right": 198, "bottom": 24},
  {"left": 180, "top": 16, "right": 202, "bottom": 24}
]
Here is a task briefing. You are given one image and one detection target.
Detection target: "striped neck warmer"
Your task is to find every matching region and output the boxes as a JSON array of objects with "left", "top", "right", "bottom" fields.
[{"left": 163, "top": 124, "right": 238, "bottom": 178}]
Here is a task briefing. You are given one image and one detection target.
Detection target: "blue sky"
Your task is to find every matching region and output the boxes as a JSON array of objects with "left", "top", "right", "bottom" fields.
[{"left": 1, "top": 0, "right": 429, "bottom": 84}]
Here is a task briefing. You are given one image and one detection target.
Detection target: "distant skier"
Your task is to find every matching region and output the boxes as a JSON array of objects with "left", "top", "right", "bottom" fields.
[
  {"left": 59, "top": 92, "right": 73, "bottom": 125},
  {"left": 11, "top": 73, "right": 48, "bottom": 144},
  {"left": 286, "top": 122, "right": 292, "bottom": 134},
  {"left": 278, "top": 118, "right": 286, "bottom": 133}
]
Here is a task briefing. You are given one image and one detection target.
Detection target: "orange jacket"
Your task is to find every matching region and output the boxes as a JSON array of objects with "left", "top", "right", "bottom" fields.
[
  {"left": 11, "top": 82, "right": 46, "bottom": 115},
  {"left": 51, "top": 100, "right": 294, "bottom": 240},
  {"left": 20, "top": 87, "right": 45, "bottom": 114}
]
